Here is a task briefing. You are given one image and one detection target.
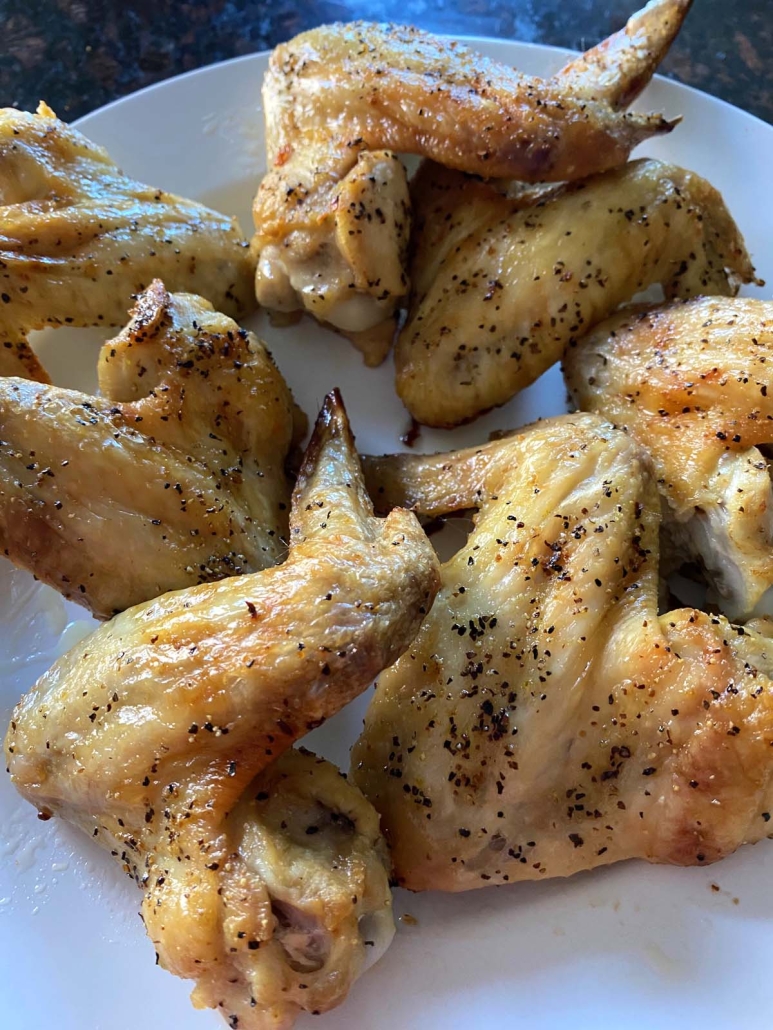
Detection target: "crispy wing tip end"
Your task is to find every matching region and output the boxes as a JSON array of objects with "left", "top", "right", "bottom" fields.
[
  {"left": 296, "top": 388, "right": 352, "bottom": 482},
  {"left": 291, "top": 388, "right": 374, "bottom": 538},
  {"left": 664, "top": 113, "right": 682, "bottom": 131},
  {"left": 556, "top": 0, "right": 692, "bottom": 112},
  {"left": 35, "top": 100, "right": 57, "bottom": 119},
  {"left": 622, "top": 111, "right": 682, "bottom": 151},
  {"left": 128, "top": 278, "right": 171, "bottom": 329}
]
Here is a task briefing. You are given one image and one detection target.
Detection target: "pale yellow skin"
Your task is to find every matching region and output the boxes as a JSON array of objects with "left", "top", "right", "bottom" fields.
[
  {"left": 355, "top": 415, "right": 773, "bottom": 892},
  {"left": 565, "top": 297, "right": 773, "bottom": 621},
  {"left": 253, "top": 0, "right": 690, "bottom": 352},
  {"left": 0, "top": 281, "right": 304, "bottom": 618},
  {"left": 5, "top": 391, "right": 440, "bottom": 1030},
  {"left": 396, "top": 158, "right": 756, "bottom": 427},
  {"left": 0, "top": 102, "right": 256, "bottom": 363},
  {"left": 256, "top": 149, "right": 411, "bottom": 366}
]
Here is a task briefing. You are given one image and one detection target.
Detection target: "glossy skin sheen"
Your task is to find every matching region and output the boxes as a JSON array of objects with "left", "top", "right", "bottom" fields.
[
  {"left": 0, "top": 102, "right": 256, "bottom": 360},
  {"left": 253, "top": 0, "right": 689, "bottom": 348},
  {"left": 256, "top": 149, "right": 411, "bottom": 366},
  {"left": 565, "top": 297, "right": 773, "bottom": 621},
  {"left": 0, "top": 281, "right": 303, "bottom": 618},
  {"left": 355, "top": 415, "right": 773, "bottom": 891},
  {"left": 5, "top": 391, "right": 440, "bottom": 1030},
  {"left": 396, "top": 158, "right": 756, "bottom": 427}
]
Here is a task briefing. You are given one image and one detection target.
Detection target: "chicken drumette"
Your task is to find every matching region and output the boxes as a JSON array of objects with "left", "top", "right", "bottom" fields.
[
  {"left": 253, "top": 0, "right": 691, "bottom": 361},
  {"left": 353, "top": 415, "right": 773, "bottom": 890},
  {"left": 6, "top": 391, "right": 440, "bottom": 1030},
  {"left": 0, "top": 280, "right": 304, "bottom": 618},
  {"left": 565, "top": 296, "right": 773, "bottom": 621}
]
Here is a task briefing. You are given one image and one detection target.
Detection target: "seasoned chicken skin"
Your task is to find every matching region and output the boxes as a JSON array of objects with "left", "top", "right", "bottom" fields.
[
  {"left": 396, "top": 158, "right": 756, "bottom": 427},
  {"left": 256, "top": 149, "right": 411, "bottom": 367},
  {"left": 565, "top": 297, "right": 773, "bottom": 621},
  {"left": 0, "top": 331, "right": 49, "bottom": 381},
  {"left": 5, "top": 391, "right": 440, "bottom": 1030},
  {"left": 253, "top": 0, "right": 690, "bottom": 351},
  {"left": 0, "top": 281, "right": 303, "bottom": 618},
  {"left": 0, "top": 102, "right": 255, "bottom": 358},
  {"left": 354, "top": 416, "right": 773, "bottom": 890}
]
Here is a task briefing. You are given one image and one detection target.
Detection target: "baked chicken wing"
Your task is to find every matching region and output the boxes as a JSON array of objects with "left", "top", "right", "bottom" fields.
[
  {"left": 0, "top": 102, "right": 255, "bottom": 359},
  {"left": 354, "top": 416, "right": 773, "bottom": 890},
  {"left": 0, "top": 280, "right": 303, "bottom": 618},
  {"left": 253, "top": 0, "right": 690, "bottom": 357},
  {"left": 5, "top": 391, "right": 440, "bottom": 1030},
  {"left": 565, "top": 297, "right": 773, "bottom": 621},
  {"left": 396, "top": 158, "right": 756, "bottom": 427}
]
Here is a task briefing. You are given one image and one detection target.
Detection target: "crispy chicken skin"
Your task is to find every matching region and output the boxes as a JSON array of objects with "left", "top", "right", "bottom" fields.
[
  {"left": 253, "top": 0, "right": 690, "bottom": 351},
  {"left": 0, "top": 332, "right": 49, "bottom": 381},
  {"left": 0, "top": 102, "right": 255, "bottom": 356},
  {"left": 565, "top": 297, "right": 773, "bottom": 621},
  {"left": 355, "top": 416, "right": 773, "bottom": 891},
  {"left": 0, "top": 281, "right": 303, "bottom": 618},
  {"left": 5, "top": 391, "right": 440, "bottom": 1030},
  {"left": 396, "top": 158, "right": 755, "bottom": 427}
]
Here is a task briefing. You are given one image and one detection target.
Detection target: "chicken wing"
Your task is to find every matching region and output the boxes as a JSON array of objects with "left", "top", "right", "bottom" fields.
[
  {"left": 565, "top": 297, "right": 773, "bottom": 621},
  {"left": 0, "top": 280, "right": 303, "bottom": 618},
  {"left": 5, "top": 390, "right": 440, "bottom": 1030},
  {"left": 396, "top": 158, "right": 756, "bottom": 427},
  {"left": 354, "top": 415, "right": 773, "bottom": 891},
  {"left": 0, "top": 102, "right": 255, "bottom": 359},
  {"left": 253, "top": 0, "right": 690, "bottom": 353}
]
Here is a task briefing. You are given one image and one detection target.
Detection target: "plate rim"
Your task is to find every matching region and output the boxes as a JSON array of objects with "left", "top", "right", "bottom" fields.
[{"left": 5, "top": 26, "right": 773, "bottom": 1030}]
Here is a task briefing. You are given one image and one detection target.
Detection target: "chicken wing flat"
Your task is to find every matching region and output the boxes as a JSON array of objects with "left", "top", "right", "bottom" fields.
[
  {"left": 396, "top": 158, "right": 756, "bottom": 427},
  {"left": 253, "top": 0, "right": 690, "bottom": 353},
  {"left": 0, "top": 280, "right": 303, "bottom": 618},
  {"left": 0, "top": 102, "right": 255, "bottom": 355},
  {"left": 565, "top": 297, "right": 773, "bottom": 621},
  {"left": 354, "top": 415, "right": 773, "bottom": 891},
  {"left": 5, "top": 391, "right": 440, "bottom": 1030}
]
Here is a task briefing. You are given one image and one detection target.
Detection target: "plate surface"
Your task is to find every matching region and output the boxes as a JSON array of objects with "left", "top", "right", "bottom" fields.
[{"left": 2, "top": 40, "right": 773, "bottom": 1030}]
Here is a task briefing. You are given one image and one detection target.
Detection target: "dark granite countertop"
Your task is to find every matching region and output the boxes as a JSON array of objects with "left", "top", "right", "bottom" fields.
[{"left": 1, "top": 0, "right": 771, "bottom": 125}]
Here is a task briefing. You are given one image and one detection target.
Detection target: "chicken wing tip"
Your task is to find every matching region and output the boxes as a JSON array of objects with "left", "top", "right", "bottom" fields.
[
  {"left": 304, "top": 388, "right": 350, "bottom": 453},
  {"left": 294, "top": 388, "right": 357, "bottom": 496},
  {"left": 35, "top": 100, "right": 57, "bottom": 119}
]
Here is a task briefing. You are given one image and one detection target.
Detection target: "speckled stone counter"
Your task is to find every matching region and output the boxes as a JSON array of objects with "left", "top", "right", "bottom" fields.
[{"left": 1, "top": 0, "right": 770, "bottom": 124}]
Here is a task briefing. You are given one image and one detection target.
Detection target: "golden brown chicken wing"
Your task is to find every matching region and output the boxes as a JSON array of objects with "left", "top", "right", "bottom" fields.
[
  {"left": 0, "top": 280, "right": 303, "bottom": 618},
  {"left": 253, "top": 0, "right": 691, "bottom": 355},
  {"left": 0, "top": 102, "right": 255, "bottom": 358},
  {"left": 395, "top": 158, "right": 756, "bottom": 427},
  {"left": 354, "top": 415, "right": 773, "bottom": 891},
  {"left": 5, "top": 391, "right": 440, "bottom": 1030},
  {"left": 565, "top": 297, "right": 773, "bottom": 621}
]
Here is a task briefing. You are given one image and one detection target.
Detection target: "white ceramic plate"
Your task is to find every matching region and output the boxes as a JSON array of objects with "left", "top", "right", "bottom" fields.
[{"left": 2, "top": 39, "right": 773, "bottom": 1030}]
